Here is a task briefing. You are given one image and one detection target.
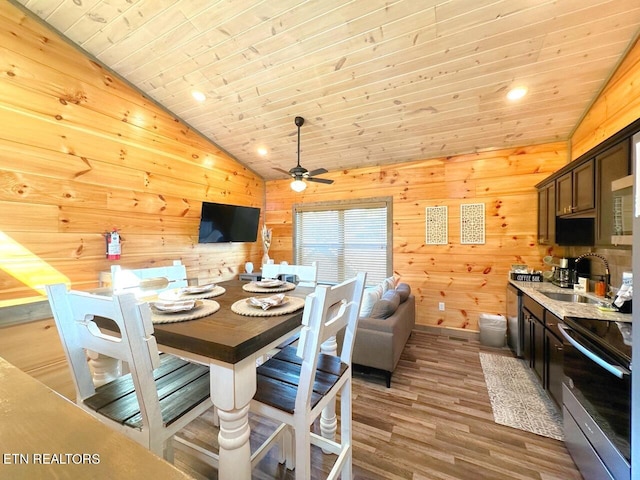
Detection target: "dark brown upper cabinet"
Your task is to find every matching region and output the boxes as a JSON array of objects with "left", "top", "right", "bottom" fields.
[
  {"left": 556, "top": 158, "right": 594, "bottom": 217},
  {"left": 537, "top": 180, "right": 555, "bottom": 245}
]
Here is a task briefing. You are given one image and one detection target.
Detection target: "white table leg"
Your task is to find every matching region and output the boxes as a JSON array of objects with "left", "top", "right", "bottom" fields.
[
  {"left": 320, "top": 335, "right": 338, "bottom": 450},
  {"left": 210, "top": 356, "right": 256, "bottom": 480}
]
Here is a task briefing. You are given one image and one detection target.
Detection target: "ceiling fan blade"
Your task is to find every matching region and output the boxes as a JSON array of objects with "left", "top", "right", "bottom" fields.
[
  {"left": 273, "top": 167, "right": 292, "bottom": 176},
  {"left": 307, "top": 177, "right": 334, "bottom": 184},
  {"left": 306, "top": 168, "right": 328, "bottom": 177}
]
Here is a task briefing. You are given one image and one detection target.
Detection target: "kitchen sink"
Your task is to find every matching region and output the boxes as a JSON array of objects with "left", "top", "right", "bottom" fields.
[{"left": 541, "top": 291, "right": 600, "bottom": 304}]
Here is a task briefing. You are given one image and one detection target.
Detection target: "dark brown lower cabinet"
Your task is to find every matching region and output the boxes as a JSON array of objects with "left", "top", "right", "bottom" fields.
[
  {"left": 545, "top": 312, "right": 564, "bottom": 407},
  {"left": 521, "top": 294, "right": 564, "bottom": 408},
  {"left": 533, "top": 316, "right": 545, "bottom": 383},
  {"left": 523, "top": 309, "right": 533, "bottom": 368}
]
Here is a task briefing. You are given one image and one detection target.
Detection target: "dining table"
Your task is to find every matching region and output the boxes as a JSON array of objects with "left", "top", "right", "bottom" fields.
[
  {"left": 0, "top": 355, "right": 193, "bottom": 480},
  {"left": 149, "top": 279, "right": 312, "bottom": 480}
]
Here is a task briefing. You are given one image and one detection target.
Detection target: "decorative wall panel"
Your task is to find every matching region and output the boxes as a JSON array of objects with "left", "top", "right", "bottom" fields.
[
  {"left": 460, "top": 203, "right": 485, "bottom": 245},
  {"left": 425, "top": 206, "right": 448, "bottom": 245}
]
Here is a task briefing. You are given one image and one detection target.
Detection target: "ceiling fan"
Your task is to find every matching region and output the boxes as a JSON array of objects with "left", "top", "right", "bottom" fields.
[{"left": 274, "top": 116, "right": 334, "bottom": 192}]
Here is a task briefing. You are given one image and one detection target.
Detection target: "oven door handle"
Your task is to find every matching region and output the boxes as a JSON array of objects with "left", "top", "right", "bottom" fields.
[{"left": 558, "top": 324, "right": 630, "bottom": 379}]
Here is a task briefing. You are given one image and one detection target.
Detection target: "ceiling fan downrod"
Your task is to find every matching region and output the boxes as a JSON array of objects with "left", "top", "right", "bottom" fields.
[{"left": 295, "top": 116, "right": 304, "bottom": 169}]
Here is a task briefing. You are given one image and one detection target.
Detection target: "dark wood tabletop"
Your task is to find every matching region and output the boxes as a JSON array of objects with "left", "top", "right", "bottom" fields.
[{"left": 152, "top": 280, "right": 311, "bottom": 364}]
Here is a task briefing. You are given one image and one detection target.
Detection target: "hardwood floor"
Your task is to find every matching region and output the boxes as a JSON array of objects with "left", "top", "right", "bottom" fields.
[{"left": 173, "top": 330, "right": 583, "bottom": 479}]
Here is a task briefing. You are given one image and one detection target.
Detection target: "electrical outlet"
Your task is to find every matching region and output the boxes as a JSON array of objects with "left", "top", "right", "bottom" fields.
[{"left": 438, "top": 302, "right": 445, "bottom": 311}]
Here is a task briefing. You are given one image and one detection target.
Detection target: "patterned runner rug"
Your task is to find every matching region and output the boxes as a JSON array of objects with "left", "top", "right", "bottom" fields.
[{"left": 479, "top": 353, "right": 564, "bottom": 440}]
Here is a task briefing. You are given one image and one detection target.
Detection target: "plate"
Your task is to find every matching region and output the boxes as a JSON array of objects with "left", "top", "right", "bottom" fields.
[
  {"left": 181, "top": 283, "right": 216, "bottom": 294},
  {"left": 150, "top": 299, "right": 201, "bottom": 314},
  {"left": 246, "top": 295, "right": 289, "bottom": 309},
  {"left": 254, "top": 279, "right": 285, "bottom": 288}
]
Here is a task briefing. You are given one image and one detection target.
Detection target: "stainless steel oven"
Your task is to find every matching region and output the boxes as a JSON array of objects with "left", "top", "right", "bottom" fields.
[{"left": 559, "top": 317, "right": 631, "bottom": 480}]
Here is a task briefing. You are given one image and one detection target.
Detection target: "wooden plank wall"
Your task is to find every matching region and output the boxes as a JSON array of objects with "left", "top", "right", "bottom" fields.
[
  {"left": 266, "top": 34, "right": 640, "bottom": 333},
  {"left": 0, "top": 3, "right": 265, "bottom": 306},
  {"left": 265, "top": 143, "right": 569, "bottom": 332},
  {"left": 572, "top": 35, "right": 640, "bottom": 159}
]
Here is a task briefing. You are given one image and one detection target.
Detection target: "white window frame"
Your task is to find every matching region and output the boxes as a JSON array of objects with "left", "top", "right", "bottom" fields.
[{"left": 293, "top": 197, "right": 393, "bottom": 285}]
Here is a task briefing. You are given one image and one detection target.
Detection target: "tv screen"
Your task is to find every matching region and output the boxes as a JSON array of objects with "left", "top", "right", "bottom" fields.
[{"left": 198, "top": 202, "right": 260, "bottom": 243}]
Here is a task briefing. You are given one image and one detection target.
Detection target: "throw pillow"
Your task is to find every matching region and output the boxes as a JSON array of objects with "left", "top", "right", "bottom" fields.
[
  {"left": 359, "top": 285, "right": 382, "bottom": 317},
  {"left": 382, "top": 276, "right": 396, "bottom": 293},
  {"left": 396, "top": 283, "right": 411, "bottom": 303},
  {"left": 369, "top": 290, "right": 401, "bottom": 319}
]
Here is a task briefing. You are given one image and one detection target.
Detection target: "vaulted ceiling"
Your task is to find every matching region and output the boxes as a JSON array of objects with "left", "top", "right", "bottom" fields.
[{"left": 16, "top": 0, "right": 640, "bottom": 180}]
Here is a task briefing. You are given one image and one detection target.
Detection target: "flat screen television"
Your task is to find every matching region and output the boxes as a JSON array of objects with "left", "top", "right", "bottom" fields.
[{"left": 198, "top": 202, "right": 260, "bottom": 243}]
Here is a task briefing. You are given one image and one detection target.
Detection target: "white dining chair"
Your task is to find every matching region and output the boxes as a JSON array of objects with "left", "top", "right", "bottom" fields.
[
  {"left": 45, "top": 283, "right": 213, "bottom": 462},
  {"left": 261, "top": 262, "right": 318, "bottom": 287},
  {"left": 249, "top": 272, "right": 367, "bottom": 479},
  {"left": 110, "top": 260, "right": 188, "bottom": 297}
]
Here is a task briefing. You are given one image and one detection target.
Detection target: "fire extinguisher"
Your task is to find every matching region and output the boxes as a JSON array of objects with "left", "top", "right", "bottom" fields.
[{"left": 105, "top": 229, "right": 121, "bottom": 260}]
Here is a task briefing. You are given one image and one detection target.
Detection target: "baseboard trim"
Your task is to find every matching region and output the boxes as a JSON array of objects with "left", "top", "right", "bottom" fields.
[{"left": 413, "top": 324, "right": 480, "bottom": 341}]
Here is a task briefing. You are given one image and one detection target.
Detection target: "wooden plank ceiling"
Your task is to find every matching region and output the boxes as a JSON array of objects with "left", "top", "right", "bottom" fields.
[{"left": 16, "top": 0, "right": 640, "bottom": 180}]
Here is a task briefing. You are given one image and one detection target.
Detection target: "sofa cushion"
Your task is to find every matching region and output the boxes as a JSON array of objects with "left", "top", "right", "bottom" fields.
[
  {"left": 396, "top": 283, "right": 411, "bottom": 303},
  {"left": 369, "top": 290, "right": 401, "bottom": 319},
  {"left": 359, "top": 285, "right": 383, "bottom": 317},
  {"left": 382, "top": 276, "right": 396, "bottom": 293}
]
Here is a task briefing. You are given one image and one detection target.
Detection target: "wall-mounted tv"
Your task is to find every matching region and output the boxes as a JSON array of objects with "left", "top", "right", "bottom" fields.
[{"left": 198, "top": 202, "right": 260, "bottom": 243}]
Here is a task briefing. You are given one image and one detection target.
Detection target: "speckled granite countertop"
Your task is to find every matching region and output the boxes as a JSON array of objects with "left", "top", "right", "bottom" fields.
[{"left": 509, "top": 280, "right": 632, "bottom": 323}]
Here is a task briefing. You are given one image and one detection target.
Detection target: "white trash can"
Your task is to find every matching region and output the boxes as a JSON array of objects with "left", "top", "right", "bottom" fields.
[{"left": 479, "top": 313, "right": 507, "bottom": 348}]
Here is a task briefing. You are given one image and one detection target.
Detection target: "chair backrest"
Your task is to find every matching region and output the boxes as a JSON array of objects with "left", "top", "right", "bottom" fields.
[
  {"left": 295, "top": 272, "right": 366, "bottom": 411},
  {"left": 262, "top": 262, "right": 318, "bottom": 287},
  {"left": 111, "top": 260, "right": 187, "bottom": 297},
  {"left": 45, "top": 283, "right": 162, "bottom": 425}
]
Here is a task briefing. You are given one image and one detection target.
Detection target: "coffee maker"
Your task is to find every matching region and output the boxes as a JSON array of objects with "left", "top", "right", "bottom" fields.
[
  {"left": 552, "top": 257, "right": 590, "bottom": 288},
  {"left": 553, "top": 258, "right": 573, "bottom": 288}
]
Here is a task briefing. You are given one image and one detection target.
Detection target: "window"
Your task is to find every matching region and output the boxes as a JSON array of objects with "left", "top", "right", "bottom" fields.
[{"left": 293, "top": 197, "right": 392, "bottom": 285}]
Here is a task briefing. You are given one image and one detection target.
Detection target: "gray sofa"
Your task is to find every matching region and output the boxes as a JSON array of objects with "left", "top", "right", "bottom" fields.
[{"left": 348, "top": 287, "right": 416, "bottom": 387}]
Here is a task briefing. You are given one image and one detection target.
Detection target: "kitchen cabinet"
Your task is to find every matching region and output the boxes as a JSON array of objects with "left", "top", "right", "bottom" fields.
[
  {"left": 537, "top": 181, "right": 555, "bottom": 244},
  {"left": 523, "top": 310, "right": 533, "bottom": 367},
  {"left": 545, "top": 312, "right": 564, "bottom": 407},
  {"left": 556, "top": 159, "right": 595, "bottom": 216},
  {"left": 523, "top": 295, "right": 545, "bottom": 379},
  {"left": 595, "top": 139, "right": 630, "bottom": 245},
  {"left": 521, "top": 294, "right": 564, "bottom": 408},
  {"left": 533, "top": 315, "right": 545, "bottom": 383}
]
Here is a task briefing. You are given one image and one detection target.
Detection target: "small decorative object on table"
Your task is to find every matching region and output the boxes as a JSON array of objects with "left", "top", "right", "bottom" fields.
[{"left": 261, "top": 224, "right": 272, "bottom": 265}]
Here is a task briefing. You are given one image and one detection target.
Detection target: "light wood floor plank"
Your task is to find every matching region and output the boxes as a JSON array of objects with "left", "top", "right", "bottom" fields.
[{"left": 171, "top": 330, "right": 581, "bottom": 479}]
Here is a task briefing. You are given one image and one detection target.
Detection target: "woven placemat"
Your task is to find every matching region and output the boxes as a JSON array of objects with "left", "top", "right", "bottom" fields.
[
  {"left": 231, "top": 295, "right": 305, "bottom": 317},
  {"left": 242, "top": 282, "right": 296, "bottom": 293},
  {"left": 151, "top": 299, "right": 220, "bottom": 324},
  {"left": 158, "top": 285, "right": 226, "bottom": 301}
]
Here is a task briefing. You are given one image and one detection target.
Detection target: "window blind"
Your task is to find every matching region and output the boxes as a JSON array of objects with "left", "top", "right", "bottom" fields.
[{"left": 294, "top": 198, "right": 391, "bottom": 285}]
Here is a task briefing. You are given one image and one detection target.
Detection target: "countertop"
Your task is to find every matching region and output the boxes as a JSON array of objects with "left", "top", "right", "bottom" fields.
[{"left": 509, "top": 280, "right": 632, "bottom": 323}]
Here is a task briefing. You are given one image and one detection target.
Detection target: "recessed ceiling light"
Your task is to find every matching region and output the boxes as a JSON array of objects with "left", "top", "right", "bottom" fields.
[
  {"left": 257, "top": 147, "right": 268, "bottom": 156},
  {"left": 507, "top": 86, "right": 528, "bottom": 101},
  {"left": 192, "top": 90, "right": 206, "bottom": 102}
]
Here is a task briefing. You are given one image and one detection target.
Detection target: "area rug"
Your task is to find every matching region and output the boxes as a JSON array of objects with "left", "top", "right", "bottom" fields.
[{"left": 479, "top": 353, "right": 564, "bottom": 440}]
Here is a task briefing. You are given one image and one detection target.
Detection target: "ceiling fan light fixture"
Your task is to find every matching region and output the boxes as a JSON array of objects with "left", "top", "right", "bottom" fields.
[{"left": 291, "top": 179, "right": 307, "bottom": 192}]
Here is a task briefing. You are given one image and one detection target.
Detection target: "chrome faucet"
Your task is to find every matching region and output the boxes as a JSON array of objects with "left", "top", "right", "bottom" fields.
[{"left": 575, "top": 253, "right": 610, "bottom": 297}]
